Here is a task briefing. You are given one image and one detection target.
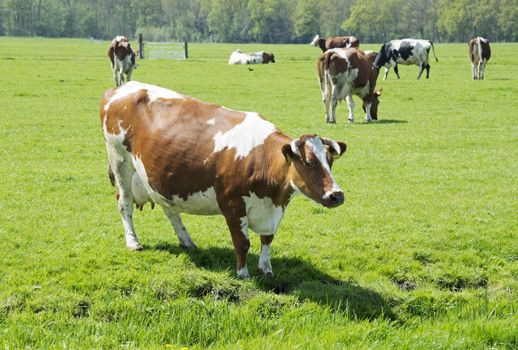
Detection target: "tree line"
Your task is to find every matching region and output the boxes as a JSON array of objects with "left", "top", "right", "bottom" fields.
[{"left": 1, "top": 0, "right": 517, "bottom": 43}]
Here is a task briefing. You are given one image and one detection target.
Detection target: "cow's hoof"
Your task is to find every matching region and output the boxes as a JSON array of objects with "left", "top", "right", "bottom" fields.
[
  {"left": 348, "top": 119, "right": 354, "bottom": 123},
  {"left": 326, "top": 120, "right": 336, "bottom": 124},
  {"left": 180, "top": 242, "right": 198, "bottom": 250},
  {"left": 127, "top": 243, "right": 143, "bottom": 251},
  {"left": 257, "top": 267, "right": 274, "bottom": 278}
]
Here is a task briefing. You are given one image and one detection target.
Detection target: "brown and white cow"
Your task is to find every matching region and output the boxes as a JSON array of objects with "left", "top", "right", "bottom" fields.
[
  {"left": 108, "top": 35, "right": 137, "bottom": 86},
  {"left": 101, "top": 81, "right": 346, "bottom": 279},
  {"left": 318, "top": 48, "right": 382, "bottom": 123},
  {"left": 310, "top": 34, "right": 360, "bottom": 52},
  {"left": 468, "top": 37, "right": 491, "bottom": 80}
]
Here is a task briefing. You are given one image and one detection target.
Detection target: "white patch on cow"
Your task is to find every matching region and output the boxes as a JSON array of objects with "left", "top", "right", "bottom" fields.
[
  {"left": 170, "top": 187, "right": 222, "bottom": 215},
  {"left": 131, "top": 156, "right": 168, "bottom": 206},
  {"left": 212, "top": 112, "right": 276, "bottom": 159},
  {"left": 206, "top": 118, "right": 216, "bottom": 126},
  {"left": 131, "top": 172, "right": 152, "bottom": 206},
  {"left": 242, "top": 192, "right": 284, "bottom": 235},
  {"left": 258, "top": 243, "right": 273, "bottom": 275},
  {"left": 228, "top": 50, "right": 264, "bottom": 64},
  {"left": 104, "top": 81, "right": 184, "bottom": 112},
  {"left": 306, "top": 137, "right": 341, "bottom": 193},
  {"left": 240, "top": 216, "right": 249, "bottom": 239}
]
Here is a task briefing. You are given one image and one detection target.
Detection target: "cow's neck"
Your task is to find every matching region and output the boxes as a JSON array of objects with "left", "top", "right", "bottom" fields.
[{"left": 254, "top": 132, "right": 298, "bottom": 207}]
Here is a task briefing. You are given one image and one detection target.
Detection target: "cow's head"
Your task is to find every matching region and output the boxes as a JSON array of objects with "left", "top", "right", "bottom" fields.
[
  {"left": 282, "top": 135, "right": 346, "bottom": 208},
  {"left": 362, "top": 88, "right": 383, "bottom": 120}
]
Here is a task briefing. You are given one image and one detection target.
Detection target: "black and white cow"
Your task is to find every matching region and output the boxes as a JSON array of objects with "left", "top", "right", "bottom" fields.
[
  {"left": 468, "top": 37, "right": 491, "bottom": 80},
  {"left": 374, "top": 39, "right": 438, "bottom": 80}
]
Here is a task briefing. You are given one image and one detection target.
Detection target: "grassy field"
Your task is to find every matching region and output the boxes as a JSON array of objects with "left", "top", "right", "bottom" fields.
[{"left": 0, "top": 37, "right": 516, "bottom": 349}]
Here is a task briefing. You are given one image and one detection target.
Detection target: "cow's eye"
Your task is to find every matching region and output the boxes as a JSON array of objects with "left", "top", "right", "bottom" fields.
[{"left": 305, "top": 160, "right": 315, "bottom": 167}]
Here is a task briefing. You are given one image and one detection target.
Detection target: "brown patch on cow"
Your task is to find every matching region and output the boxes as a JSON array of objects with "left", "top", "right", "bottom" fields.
[
  {"left": 325, "top": 36, "right": 360, "bottom": 51},
  {"left": 262, "top": 52, "right": 275, "bottom": 63}
]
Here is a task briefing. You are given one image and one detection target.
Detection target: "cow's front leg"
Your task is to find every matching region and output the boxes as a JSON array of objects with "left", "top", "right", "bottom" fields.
[
  {"left": 383, "top": 67, "right": 390, "bottom": 80},
  {"left": 364, "top": 101, "right": 373, "bottom": 123},
  {"left": 394, "top": 64, "right": 400, "bottom": 79},
  {"left": 224, "top": 215, "right": 250, "bottom": 279},
  {"left": 126, "top": 69, "right": 133, "bottom": 82},
  {"left": 162, "top": 207, "right": 197, "bottom": 249},
  {"left": 257, "top": 235, "right": 274, "bottom": 277}
]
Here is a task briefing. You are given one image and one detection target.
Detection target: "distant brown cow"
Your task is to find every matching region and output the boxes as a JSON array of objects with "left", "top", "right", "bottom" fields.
[
  {"left": 108, "top": 35, "right": 137, "bottom": 86},
  {"left": 310, "top": 34, "right": 360, "bottom": 52},
  {"left": 317, "top": 48, "right": 382, "bottom": 123},
  {"left": 468, "top": 37, "right": 491, "bottom": 80}
]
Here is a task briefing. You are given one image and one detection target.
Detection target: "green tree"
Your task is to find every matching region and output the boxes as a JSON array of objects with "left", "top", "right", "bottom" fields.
[{"left": 294, "top": 0, "right": 321, "bottom": 43}]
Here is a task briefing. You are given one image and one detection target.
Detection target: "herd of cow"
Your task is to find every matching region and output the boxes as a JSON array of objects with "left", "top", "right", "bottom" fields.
[{"left": 102, "top": 34, "right": 491, "bottom": 278}]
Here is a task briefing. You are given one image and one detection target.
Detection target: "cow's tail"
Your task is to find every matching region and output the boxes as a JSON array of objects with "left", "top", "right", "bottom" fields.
[{"left": 429, "top": 40, "right": 439, "bottom": 62}]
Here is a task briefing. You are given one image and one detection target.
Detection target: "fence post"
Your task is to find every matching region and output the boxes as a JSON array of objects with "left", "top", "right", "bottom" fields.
[
  {"left": 184, "top": 41, "right": 188, "bottom": 59},
  {"left": 138, "top": 33, "right": 144, "bottom": 59}
]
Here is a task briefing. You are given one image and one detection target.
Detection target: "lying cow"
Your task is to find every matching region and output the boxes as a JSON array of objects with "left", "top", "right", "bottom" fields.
[
  {"left": 317, "top": 48, "right": 382, "bottom": 123},
  {"left": 228, "top": 49, "right": 275, "bottom": 65},
  {"left": 468, "top": 37, "right": 491, "bottom": 80},
  {"left": 310, "top": 34, "right": 360, "bottom": 52},
  {"left": 374, "top": 39, "right": 438, "bottom": 80},
  {"left": 101, "top": 81, "right": 346, "bottom": 279},
  {"left": 108, "top": 35, "right": 137, "bottom": 86}
]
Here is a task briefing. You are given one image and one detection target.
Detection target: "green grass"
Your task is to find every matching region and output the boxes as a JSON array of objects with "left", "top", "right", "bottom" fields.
[{"left": 0, "top": 37, "right": 517, "bottom": 349}]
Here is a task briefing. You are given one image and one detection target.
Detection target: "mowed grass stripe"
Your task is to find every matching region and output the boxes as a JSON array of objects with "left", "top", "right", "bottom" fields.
[{"left": 0, "top": 37, "right": 516, "bottom": 349}]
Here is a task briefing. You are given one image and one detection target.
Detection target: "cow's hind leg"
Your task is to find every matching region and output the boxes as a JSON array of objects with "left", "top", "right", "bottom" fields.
[
  {"left": 162, "top": 207, "right": 197, "bottom": 249},
  {"left": 425, "top": 64, "right": 431, "bottom": 79},
  {"left": 346, "top": 95, "right": 355, "bottom": 123},
  {"left": 105, "top": 143, "right": 142, "bottom": 250},
  {"left": 417, "top": 63, "right": 425, "bottom": 80},
  {"left": 479, "top": 61, "right": 486, "bottom": 80}
]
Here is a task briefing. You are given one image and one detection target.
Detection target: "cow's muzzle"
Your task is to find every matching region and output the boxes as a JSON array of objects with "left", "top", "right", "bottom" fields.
[{"left": 322, "top": 191, "right": 345, "bottom": 208}]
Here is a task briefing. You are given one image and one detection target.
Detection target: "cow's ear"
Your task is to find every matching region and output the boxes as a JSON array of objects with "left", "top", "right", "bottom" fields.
[
  {"left": 321, "top": 137, "right": 346, "bottom": 158},
  {"left": 282, "top": 140, "right": 301, "bottom": 163}
]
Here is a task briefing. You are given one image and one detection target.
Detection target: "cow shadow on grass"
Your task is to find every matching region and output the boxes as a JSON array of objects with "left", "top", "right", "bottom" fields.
[
  {"left": 365, "top": 119, "right": 408, "bottom": 125},
  {"left": 150, "top": 242, "right": 396, "bottom": 321}
]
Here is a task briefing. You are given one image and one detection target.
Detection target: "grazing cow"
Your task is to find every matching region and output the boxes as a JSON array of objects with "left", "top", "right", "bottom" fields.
[
  {"left": 101, "top": 81, "right": 346, "bottom": 278},
  {"left": 468, "top": 37, "right": 491, "bottom": 80},
  {"left": 310, "top": 34, "right": 360, "bottom": 52},
  {"left": 317, "top": 48, "right": 382, "bottom": 123},
  {"left": 108, "top": 35, "right": 137, "bottom": 86},
  {"left": 228, "top": 49, "right": 275, "bottom": 65},
  {"left": 374, "top": 39, "right": 438, "bottom": 80}
]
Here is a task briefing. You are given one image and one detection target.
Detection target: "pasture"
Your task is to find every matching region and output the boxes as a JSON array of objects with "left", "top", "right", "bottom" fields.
[{"left": 0, "top": 37, "right": 516, "bottom": 349}]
